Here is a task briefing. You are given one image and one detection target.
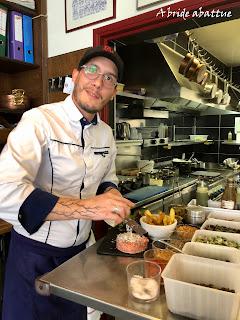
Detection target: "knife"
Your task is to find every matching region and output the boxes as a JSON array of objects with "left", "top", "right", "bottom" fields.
[
  {"left": 109, "top": 207, "right": 147, "bottom": 236},
  {"left": 123, "top": 217, "right": 147, "bottom": 236}
]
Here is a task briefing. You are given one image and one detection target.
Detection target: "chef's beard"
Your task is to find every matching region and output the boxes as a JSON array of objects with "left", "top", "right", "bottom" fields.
[
  {"left": 72, "top": 83, "right": 103, "bottom": 115},
  {"left": 79, "top": 102, "right": 99, "bottom": 114}
]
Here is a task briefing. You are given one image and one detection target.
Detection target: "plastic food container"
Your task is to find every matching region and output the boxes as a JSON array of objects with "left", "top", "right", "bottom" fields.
[
  {"left": 201, "top": 218, "right": 240, "bottom": 234},
  {"left": 188, "top": 199, "right": 240, "bottom": 221},
  {"left": 162, "top": 253, "right": 240, "bottom": 320},
  {"left": 182, "top": 242, "right": 240, "bottom": 263},
  {"left": 191, "top": 229, "right": 240, "bottom": 249},
  {"left": 189, "top": 134, "right": 208, "bottom": 141},
  {"left": 208, "top": 209, "right": 240, "bottom": 222}
]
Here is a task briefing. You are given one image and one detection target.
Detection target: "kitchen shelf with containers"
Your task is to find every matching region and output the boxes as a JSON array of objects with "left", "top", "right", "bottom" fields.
[
  {"left": 0, "top": 1, "right": 35, "bottom": 66},
  {"left": 115, "top": 91, "right": 214, "bottom": 147},
  {"left": 115, "top": 91, "right": 169, "bottom": 120},
  {"left": 116, "top": 132, "right": 213, "bottom": 148},
  {"left": 222, "top": 140, "right": 240, "bottom": 145},
  {"left": 222, "top": 120, "right": 240, "bottom": 145}
]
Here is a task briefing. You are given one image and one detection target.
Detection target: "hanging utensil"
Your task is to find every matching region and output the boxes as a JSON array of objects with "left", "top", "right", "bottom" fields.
[
  {"left": 178, "top": 52, "right": 194, "bottom": 76},
  {"left": 190, "top": 44, "right": 207, "bottom": 84},
  {"left": 200, "top": 72, "right": 208, "bottom": 86},
  {"left": 179, "top": 38, "right": 194, "bottom": 76},
  {"left": 185, "top": 56, "right": 200, "bottom": 80},
  {"left": 214, "top": 88, "right": 223, "bottom": 104},
  {"left": 203, "top": 68, "right": 217, "bottom": 99},
  {"left": 193, "top": 63, "right": 207, "bottom": 84},
  {"left": 222, "top": 80, "right": 231, "bottom": 105}
]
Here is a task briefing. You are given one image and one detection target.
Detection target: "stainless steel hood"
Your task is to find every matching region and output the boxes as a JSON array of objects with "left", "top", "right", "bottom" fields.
[{"left": 154, "top": 41, "right": 239, "bottom": 115}]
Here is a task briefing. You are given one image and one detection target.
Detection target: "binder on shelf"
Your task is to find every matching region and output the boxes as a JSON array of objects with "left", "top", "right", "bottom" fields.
[
  {"left": 0, "top": 4, "right": 7, "bottom": 57},
  {"left": 23, "top": 14, "right": 34, "bottom": 63},
  {"left": 9, "top": 11, "right": 23, "bottom": 61}
]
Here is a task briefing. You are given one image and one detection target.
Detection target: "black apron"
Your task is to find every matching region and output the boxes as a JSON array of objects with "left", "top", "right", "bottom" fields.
[{"left": 2, "top": 229, "right": 90, "bottom": 320}]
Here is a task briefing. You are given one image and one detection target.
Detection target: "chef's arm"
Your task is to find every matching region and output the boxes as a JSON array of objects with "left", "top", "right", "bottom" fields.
[
  {"left": 19, "top": 185, "right": 133, "bottom": 235},
  {"left": 0, "top": 110, "right": 47, "bottom": 228},
  {"left": 20, "top": 138, "right": 129, "bottom": 233},
  {"left": 48, "top": 192, "right": 134, "bottom": 221}
]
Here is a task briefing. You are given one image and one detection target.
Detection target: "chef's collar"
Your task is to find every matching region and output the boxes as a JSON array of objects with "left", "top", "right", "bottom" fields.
[
  {"left": 63, "top": 95, "right": 100, "bottom": 124},
  {"left": 80, "top": 115, "right": 97, "bottom": 127}
]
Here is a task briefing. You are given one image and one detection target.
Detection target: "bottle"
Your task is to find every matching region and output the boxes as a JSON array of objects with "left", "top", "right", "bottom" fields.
[
  {"left": 196, "top": 179, "right": 209, "bottom": 207},
  {"left": 221, "top": 178, "right": 236, "bottom": 210},
  {"left": 158, "top": 123, "right": 164, "bottom": 138},
  {"left": 228, "top": 131, "right": 232, "bottom": 141},
  {"left": 236, "top": 186, "right": 240, "bottom": 210},
  {"left": 164, "top": 124, "right": 168, "bottom": 138}
]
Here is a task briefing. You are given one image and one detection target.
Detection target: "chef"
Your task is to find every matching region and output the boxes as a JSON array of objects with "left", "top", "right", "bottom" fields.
[{"left": 0, "top": 45, "right": 134, "bottom": 320}]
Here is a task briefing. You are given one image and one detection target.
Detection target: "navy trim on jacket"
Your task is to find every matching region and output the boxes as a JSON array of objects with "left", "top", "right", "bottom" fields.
[
  {"left": 96, "top": 181, "right": 118, "bottom": 195},
  {"left": 18, "top": 188, "right": 59, "bottom": 235}
]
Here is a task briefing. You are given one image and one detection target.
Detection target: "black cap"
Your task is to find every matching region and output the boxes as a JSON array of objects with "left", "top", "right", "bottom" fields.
[{"left": 78, "top": 45, "right": 124, "bottom": 82}]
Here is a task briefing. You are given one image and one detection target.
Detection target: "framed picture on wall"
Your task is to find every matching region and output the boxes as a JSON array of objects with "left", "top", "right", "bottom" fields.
[
  {"left": 136, "top": 0, "right": 162, "bottom": 10},
  {"left": 65, "top": 0, "right": 116, "bottom": 33}
]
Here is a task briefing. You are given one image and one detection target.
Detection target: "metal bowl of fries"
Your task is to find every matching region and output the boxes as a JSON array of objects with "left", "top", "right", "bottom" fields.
[{"left": 140, "top": 209, "right": 177, "bottom": 239}]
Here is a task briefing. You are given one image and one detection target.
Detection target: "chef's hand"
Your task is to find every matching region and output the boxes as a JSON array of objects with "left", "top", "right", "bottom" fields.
[{"left": 81, "top": 190, "right": 135, "bottom": 224}]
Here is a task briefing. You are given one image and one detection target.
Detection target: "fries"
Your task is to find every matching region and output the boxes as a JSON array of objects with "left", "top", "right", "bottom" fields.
[{"left": 143, "top": 208, "right": 175, "bottom": 226}]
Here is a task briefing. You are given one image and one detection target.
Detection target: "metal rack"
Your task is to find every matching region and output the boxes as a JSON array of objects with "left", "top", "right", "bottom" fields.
[{"left": 163, "top": 31, "right": 240, "bottom": 95}]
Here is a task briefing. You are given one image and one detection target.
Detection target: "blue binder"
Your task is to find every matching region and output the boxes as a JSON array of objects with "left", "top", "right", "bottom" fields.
[{"left": 22, "top": 14, "right": 34, "bottom": 63}]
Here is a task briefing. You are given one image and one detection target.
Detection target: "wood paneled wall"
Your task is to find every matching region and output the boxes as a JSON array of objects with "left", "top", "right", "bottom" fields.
[{"left": 47, "top": 48, "right": 88, "bottom": 103}]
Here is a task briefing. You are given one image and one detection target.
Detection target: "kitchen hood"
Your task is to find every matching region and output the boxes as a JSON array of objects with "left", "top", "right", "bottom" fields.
[
  {"left": 118, "top": 41, "right": 239, "bottom": 115},
  {"left": 154, "top": 41, "right": 239, "bottom": 115}
]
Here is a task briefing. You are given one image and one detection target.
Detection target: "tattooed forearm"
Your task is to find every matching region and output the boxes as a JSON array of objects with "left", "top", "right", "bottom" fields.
[{"left": 48, "top": 198, "right": 102, "bottom": 221}]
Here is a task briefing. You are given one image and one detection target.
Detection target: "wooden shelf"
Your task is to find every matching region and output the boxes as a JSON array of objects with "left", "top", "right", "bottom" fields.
[
  {"left": 0, "top": 0, "right": 36, "bottom": 16},
  {"left": 0, "top": 56, "right": 39, "bottom": 73},
  {"left": 222, "top": 140, "right": 240, "bottom": 145},
  {"left": 0, "top": 108, "right": 26, "bottom": 114},
  {"left": 0, "top": 219, "right": 12, "bottom": 235}
]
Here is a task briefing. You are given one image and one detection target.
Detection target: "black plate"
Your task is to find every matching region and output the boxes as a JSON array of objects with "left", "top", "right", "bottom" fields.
[
  {"left": 97, "top": 224, "right": 152, "bottom": 258},
  {"left": 97, "top": 223, "right": 199, "bottom": 258}
]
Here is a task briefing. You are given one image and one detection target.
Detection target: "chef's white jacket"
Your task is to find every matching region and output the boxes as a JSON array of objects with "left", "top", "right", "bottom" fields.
[{"left": 0, "top": 95, "right": 118, "bottom": 247}]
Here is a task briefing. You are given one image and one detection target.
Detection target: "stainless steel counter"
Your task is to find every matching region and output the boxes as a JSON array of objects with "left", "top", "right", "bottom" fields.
[
  {"left": 129, "top": 168, "right": 238, "bottom": 209},
  {"left": 36, "top": 168, "right": 240, "bottom": 320},
  {"left": 36, "top": 240, "right": 186, "bottom": 320},
  {"left": 133, "top": 176, "right": 198, "bottom": 208}
]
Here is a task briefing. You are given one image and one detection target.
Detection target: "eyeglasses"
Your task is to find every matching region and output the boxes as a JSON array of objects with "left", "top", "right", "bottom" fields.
[{"left": 81, "top": 64, "right": 118, "bottom": 88}]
